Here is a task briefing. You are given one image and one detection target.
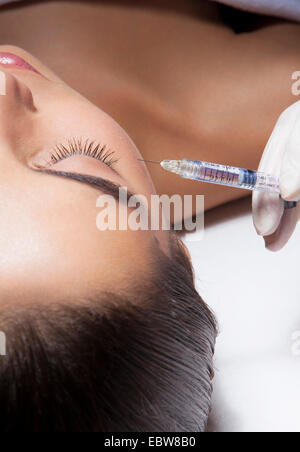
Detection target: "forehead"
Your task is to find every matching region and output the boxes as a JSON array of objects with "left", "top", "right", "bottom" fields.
[{"left": 0, "top": 168, "right": 155, "bottom": 302}]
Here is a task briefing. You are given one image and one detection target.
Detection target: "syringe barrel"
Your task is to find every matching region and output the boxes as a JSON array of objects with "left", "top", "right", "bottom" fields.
[{"left": 178, "top": 159, "right": 280, "bottom": 193}]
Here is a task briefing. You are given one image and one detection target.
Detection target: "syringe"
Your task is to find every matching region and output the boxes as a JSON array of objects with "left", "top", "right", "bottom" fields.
[
  {"left": 139, "top": 158, "right": 298, "bottom": 208},
  {"left": 160, "top": 159, "right": 280, "bottom": 193}
]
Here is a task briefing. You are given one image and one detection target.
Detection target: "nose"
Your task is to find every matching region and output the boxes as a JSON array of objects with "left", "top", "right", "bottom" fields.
[
  {"left": 0, "top": 68, "right": 37, "bottom": 113},
  {"left": 0, "top": 69, "right": 38, "bottom": 169}
]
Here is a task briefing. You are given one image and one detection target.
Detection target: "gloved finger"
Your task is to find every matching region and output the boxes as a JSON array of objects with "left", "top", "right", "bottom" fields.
[
  {"left": 253, "top": 191, "right": 284, "bottom": 236},
  {"left": 280, "top": 107, "right": 300, "bottom": 201},
  {"left": 258, "top": 104, "right": 299, "bottom": 172},
  {"left": 253, "top": 110, "right": 295, "bottom": 236},
  {"left": 264, "top": 203, "right": 300, "bottom": 252}
]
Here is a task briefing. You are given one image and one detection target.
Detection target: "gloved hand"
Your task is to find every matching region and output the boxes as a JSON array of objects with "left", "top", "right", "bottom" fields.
[{"left": 253, "top": 101, "right": 300, "bottom": 252}]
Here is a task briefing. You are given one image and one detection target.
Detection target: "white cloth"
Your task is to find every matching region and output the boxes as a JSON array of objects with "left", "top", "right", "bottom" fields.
[{"left": 212, "top": 0, "right": 300, "bottom": 22}]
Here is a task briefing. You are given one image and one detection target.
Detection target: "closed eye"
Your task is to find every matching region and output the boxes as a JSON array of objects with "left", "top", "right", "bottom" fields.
[{"left": 48, "top": 138, "right": 118, "bottom": 168}]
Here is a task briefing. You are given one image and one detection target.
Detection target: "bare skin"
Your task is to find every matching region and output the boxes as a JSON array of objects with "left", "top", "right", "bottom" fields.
[{"left": 0, "top": 0, "right": 300, "bottom": 214}]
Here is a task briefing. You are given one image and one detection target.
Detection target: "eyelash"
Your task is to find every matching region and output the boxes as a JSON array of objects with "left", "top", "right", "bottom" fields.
[{"left": 49, "top": 138, "right": 118, "bottom": 168}]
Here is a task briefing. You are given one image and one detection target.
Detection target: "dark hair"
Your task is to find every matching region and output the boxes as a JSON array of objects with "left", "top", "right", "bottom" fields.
[{"left": 0, "top": 236, "right": 217, "bottom": 432}]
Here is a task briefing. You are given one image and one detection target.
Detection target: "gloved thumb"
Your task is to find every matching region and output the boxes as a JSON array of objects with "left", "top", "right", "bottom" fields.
[
  {"left": 253, "top": 191, "right": 284, "bottom": 236},
  {"left": 264, "top": 203, "right": 300, "bottom": 251}
]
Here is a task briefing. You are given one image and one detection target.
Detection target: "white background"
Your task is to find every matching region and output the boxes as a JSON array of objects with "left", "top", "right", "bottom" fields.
[{"left": 184, "top": 197, "right": 300, "bottom": 433}]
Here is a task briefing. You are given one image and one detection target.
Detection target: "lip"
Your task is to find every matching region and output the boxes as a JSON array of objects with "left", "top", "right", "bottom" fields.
[{"left": 0, "top": 52, "right": 41, "bottom": 75}]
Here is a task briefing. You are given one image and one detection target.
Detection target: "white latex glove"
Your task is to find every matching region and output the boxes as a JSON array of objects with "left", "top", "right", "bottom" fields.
[{"left": 253, "top": 101, "right": 300, "bottom": 252}]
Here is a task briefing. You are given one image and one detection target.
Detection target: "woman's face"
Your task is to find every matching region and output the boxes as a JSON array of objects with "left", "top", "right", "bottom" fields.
[{"left": 0, "top": 45, "right": 165, "bottom": 304}]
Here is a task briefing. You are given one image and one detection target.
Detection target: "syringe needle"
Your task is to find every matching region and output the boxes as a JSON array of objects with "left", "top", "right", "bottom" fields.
[{"left": 138, "top": 159, "right": 161, "bottom": 165}]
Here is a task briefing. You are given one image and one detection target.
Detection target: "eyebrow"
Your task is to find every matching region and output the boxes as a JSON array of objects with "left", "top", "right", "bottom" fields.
[{"left": 39, "top": 169, "right": 135, "bottom": 203}]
